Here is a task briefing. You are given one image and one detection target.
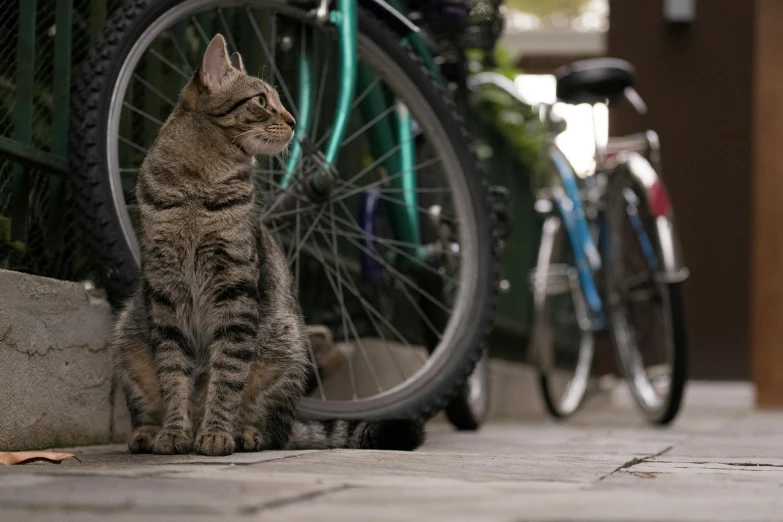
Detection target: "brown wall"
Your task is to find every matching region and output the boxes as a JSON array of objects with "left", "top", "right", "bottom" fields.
[
  {"left": 608, "top": 0, "right": 755, "bottom": 379},
  {"left": 751, "top": 1, "right": 783, "bottom": 405}
]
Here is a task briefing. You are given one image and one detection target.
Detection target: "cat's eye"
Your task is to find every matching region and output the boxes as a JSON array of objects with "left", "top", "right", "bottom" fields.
[{"left": 254, "top": 94, "right": 267, "bottom": 108}]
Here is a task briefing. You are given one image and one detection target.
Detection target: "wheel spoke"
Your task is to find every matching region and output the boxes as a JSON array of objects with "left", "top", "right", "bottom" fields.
[
  {"left": 396, "top": 274, "right": 444, "bottom": 342},
  {"left": 330, "top": 156, "right": 444, "bottom": 202},
  {"left": 260, "top": 180, "right": 313, "bottom": 221},
  {"left": 284, "top": 200, "right": 300, "bottom": 273},
  {"left": 315, "top": 228, "right": 426, "bottom": 365},
  {"left": 253, "top": 168, "right": 287, "bottom": 176},
  {"left": 294, "top": 205, "right": 301, "bottom": 296},
  {"left": 332, "top": 198, "right": 459, "bottom": 287},
  {"left": 306, "top": 232, "right": 359, "bottom": 399},
  {"left": 190, "top": 15, "right": 210, "bottom": 46},
  {"left": 133, "top": 73, "right": 176, "bottom": 107},
  {"left": 310, "top": 219, "right": 421, "bottom": 371},
  {"left": 217, "top": 8, "right": 238, "bottom": 52},
  {"left": 335, "top": 177, "right": 459, "bottom": 226},
  {"left": 261, "top": 156, "right": 447, "bottom": 213},
  {"left": 326, "top": 131, "right": 423, "bottom": 192},
  {"left": 269, "top": 10, "right": 277, "bottom": 79},
  {"left": 165, "top": 29, "right": 193, "bottom": 74},
  {"left": 123, "top": 101, "right": 164, "bottom": 126},
  {"left": 310, "top": 77, "right": 382, "bottom": 151},
  {"left": 286, "top": 204, "right": 326, "bottom": 268},
  {"left": 376, "top": 187, "right": 453, "bottom": 194},
  {"left": 311, "top": 43, "right": 332, "bottom": 142},
  {"left": 313, "top": 216, "right": 452, "bottom": 316},
  {"left": 148, "top": 47, "right": 189, "bottom": 80},
  {"left": 119, "top": 136, "right": 148, "bottom": 155},
  {"left": 267, "top": 220, "right": 291, "bottom": 236},
  {"left": 324, "top": 208, "right": 383, "bottom": 393},
  {"left": 245, "top": 6, "right": 299, "bottom": 120},
  {"left": 318, "top": 227, "right": 450, "bottom": 255},
  {"left": 340, "top": 104, "right": 397, "bottom": 148},
  {"left": 330, "top": 198, "right": 408, "bottom": 380},
  {"left": 305, "top": 218, "right": 384, "bottom": 396},
  {"left": 307, "top": 344, "right": 328, "bottom": 401},
  {"left": 264, "top": 202, "right": 320, "bottom": 221}
]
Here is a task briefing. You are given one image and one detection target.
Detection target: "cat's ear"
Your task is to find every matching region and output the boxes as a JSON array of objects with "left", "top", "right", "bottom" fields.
[
  {"left": 229, "top": 52, "right": 246, "bottom": 73},
  {"left": 199, "top": 34, "right": 232, "bottom": 92}
]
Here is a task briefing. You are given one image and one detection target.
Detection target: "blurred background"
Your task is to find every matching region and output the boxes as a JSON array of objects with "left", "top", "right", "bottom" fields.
[{"left": 483, "top": 0, "right": 781, "bottom": 406}]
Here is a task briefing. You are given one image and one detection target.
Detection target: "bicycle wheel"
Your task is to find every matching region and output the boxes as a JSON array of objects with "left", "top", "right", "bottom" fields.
[
  {"left": 604, "top": 175, "right": 687, "bottom": 425},
  {"left": 70, "top": 0, "right": 498, "bottom": 420},
  {"left": 530, "top": 214, "right": 595, "bottom": 418}
]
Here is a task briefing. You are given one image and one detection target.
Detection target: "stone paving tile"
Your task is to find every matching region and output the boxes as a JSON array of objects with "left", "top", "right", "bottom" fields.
[{"left": 1, "top": 405, "right": 783, "bottom": 522}]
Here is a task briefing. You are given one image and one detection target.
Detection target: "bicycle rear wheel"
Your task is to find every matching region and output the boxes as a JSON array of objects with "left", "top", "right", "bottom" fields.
[
  {"left": 530, "top": 215, "right": 595, "bottom": 418},
  {"left": 604, "top": 175, "right": 687, "bottom": 425},
  {"left": 70, "top": 0, "right": 498, "bottom": 420}
]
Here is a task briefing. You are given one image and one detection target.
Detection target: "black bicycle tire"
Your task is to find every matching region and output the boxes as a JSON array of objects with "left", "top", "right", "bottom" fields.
[
  {"left": 657, "top": 281, "right": 687, "bottom": 425},
  {"left": 604, "top": 176, "right": 687, "bottom": 425},
  {"left": 69, "top": 0, "right": 500, "bottom": 421}
]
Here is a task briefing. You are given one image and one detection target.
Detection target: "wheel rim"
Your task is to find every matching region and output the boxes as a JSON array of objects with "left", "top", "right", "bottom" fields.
[
  {"left": 607, "top": 186, "right": 676, "bottom": 419},
  {"left": 105, "top": 0, "right": 484, "bottom": 417},
  {"left": 532, "top": 216, "right": 594, "bottom": 417}
]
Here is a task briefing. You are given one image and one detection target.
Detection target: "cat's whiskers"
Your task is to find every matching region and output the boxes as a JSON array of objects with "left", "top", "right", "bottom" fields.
[
  {"left": 239, "top": 132, "right": 260, "bottom": 153},
  {"left": 232, "top": 128, "right": 258, "bottom": 146}
]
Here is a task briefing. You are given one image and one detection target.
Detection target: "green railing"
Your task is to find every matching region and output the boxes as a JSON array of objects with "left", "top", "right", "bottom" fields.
[{"left": 0, "top": 0, "right": 122, "bottom": 280}]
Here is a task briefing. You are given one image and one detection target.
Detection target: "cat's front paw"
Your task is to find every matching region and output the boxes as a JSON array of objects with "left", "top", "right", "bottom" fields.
[
  {"left": 152, "top": 427, "right": 193, "bottom": 455},
  {"left": 195, "top": 429, "right": 236, "bottom": 456},
  {"left": 235, "top": 426, "right": 264, "bottom": 452},
  {"left": 128, "top": 425, "right": 161, "bottom": 454}
]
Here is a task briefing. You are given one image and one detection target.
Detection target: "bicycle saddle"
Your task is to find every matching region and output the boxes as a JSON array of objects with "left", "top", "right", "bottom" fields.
[{"left": 555, "top": 58, "right": 636, "bottom": 105}]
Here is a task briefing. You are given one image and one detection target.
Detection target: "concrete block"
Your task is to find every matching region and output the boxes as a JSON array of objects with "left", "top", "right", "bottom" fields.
[{"left": 0, "top": 270, "right": 116, "bottom": 450}]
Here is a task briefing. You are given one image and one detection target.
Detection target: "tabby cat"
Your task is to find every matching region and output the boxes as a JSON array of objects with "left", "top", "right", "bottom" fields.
[{"left": 111, "top": 34, "right": 424, "bottom": 456}]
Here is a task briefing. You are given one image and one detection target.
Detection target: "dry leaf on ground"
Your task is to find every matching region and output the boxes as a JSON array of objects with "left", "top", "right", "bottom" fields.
[{"left": 0, "top": 451, "right": 77, "bottom": 465}]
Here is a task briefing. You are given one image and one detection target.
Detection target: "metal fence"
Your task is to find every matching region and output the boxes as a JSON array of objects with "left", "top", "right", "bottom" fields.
[{"left": 0, "top": 0, "right": 121, "bottom": 281}]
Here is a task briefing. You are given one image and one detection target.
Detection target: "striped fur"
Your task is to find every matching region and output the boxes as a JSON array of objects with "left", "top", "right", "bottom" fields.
[{"left": 112, "top": 34, "right": 424, "bottom": 456}]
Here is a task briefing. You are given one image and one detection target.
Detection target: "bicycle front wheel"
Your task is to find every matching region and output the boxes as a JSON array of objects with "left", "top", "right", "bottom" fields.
[
  {"left": 70, "top": 0, "right": 499, "bottom": 420},
  {"left": 530, "top": 214, "right": 595, "bottom": 419},
  {"left": 604, "top": 174, "right": 687, "bottom": 425}
]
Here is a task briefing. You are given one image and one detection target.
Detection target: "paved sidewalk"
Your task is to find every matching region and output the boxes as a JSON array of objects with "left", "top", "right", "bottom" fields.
[{"left": 1, "top": 385, "right": 782, "bottom": 521}]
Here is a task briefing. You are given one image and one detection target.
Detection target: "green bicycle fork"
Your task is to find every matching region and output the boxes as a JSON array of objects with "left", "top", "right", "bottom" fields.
[
  {"left": 282, "top": 0, "right": 445, "bottom": 259},
  {"left": 283, "top": 30, "right": 313, "bottom": 184},
  {"left": 283, "top": 0, "right": 356, "bottom": 192}
]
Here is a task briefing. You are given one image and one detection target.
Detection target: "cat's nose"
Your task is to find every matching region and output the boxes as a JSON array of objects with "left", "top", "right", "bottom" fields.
[{"left": 283, "top": 114, "right": 296, "bottom": 130}]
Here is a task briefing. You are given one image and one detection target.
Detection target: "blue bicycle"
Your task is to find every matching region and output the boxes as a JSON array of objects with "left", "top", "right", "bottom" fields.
[{"left": 526, "top": 59, "right": 688, "bottom": 424}]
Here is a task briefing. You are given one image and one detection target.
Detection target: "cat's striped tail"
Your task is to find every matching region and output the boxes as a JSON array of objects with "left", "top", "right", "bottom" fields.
[{"left": 287, "top": 419, "right": 425, "bottom": 451}]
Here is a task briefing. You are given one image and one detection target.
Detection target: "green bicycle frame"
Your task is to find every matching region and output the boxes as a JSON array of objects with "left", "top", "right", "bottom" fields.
[
  {"left": 282, "top": 0, "right": 356, "bottom": 189},
  {"left": 284, "top": 0, "right": 441, "bottom": 252}
]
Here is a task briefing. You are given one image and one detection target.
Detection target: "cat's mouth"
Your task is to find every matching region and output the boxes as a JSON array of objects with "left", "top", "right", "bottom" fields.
[{"left": 239, "top": 132, "right": 294, "bottom": 155}]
